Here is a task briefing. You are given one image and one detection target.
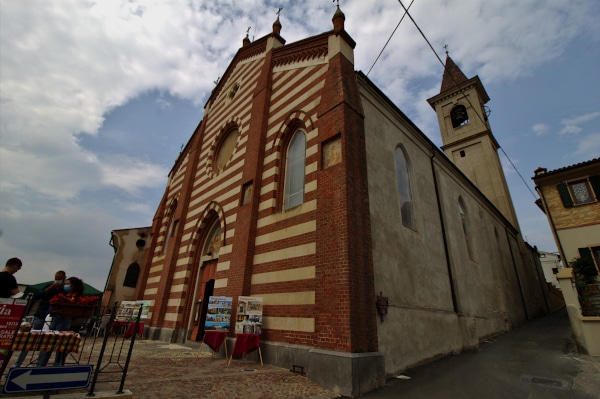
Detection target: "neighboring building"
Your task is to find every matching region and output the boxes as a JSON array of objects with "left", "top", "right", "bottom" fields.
[
  {"left": 104, "top": 227, "right": 152, "bottom": 309},
  {"left": 538, "top": 251, "right": 562, "bottom": 288},
  {"left": 533, "top": 158, "right": 600, "bottom": 268},
  {"left": 533, "top": 158, "right": 600, "bottom": 355},
  {"left": 137, "top": 8, "right": 552, "bottom": 396}
]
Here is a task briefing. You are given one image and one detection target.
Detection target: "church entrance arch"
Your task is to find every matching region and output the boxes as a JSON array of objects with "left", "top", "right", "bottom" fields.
[
  {"left": 190, "top": 216, "right": 222, "bottom": 341},
  {"left": 191, "top": 260, "right": 217, "bottom": 341}
]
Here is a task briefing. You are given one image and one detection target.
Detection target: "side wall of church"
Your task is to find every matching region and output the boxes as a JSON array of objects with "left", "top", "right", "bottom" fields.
[{"left": 358, "top": 75, "right": 548, "bottom": 376}]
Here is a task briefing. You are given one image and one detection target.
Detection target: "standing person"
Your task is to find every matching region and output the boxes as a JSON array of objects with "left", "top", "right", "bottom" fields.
[
  {"left": 0, "top": 258, "right": 22, "bottom": 298},
  {"left": 37, "top": 276, "right": 85, "bottom": 366},
  {"left": 13, "top": 270, "right": 66, "bottom": 367}
]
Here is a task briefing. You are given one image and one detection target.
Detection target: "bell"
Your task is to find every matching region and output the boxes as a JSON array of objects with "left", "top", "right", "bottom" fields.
[{"left": 452, "top": 109, "right": 468, "bottom": 126}]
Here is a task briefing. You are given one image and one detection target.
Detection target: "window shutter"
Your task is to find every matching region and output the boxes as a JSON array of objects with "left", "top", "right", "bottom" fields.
[
  {"left": 557, "top": 183, "right": 573, "bottom": 208},
  {"left": 589, "top": 175, "right": 600, "bottom": 199},
  {"left": 578, "top": 247, "right": 592, "bottom": 259}
]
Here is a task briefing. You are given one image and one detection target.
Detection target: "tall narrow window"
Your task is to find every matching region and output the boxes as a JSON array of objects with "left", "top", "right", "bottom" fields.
[
  {"left": 284, "top": 130, "right": 306, "bottom": 210},
  {"left": 459, "top": 197, "right": 474, "bottom": 260},
  {"left": 163, "top": 201, "right": 177, "bottom": 254},
  {"left": 394, "top": 146, "right": 415, "bottom": 230}
]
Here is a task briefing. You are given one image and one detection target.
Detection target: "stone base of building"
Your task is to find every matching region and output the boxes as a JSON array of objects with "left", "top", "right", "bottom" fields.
[{"left": 144, "top": 326, "right": 385, "bottom": 397}]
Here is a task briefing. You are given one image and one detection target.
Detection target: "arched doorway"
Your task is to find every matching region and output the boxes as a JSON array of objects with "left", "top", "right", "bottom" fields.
[
  {"left": 190, "top": 218, "right": 222, "bottom": 341},
  {"left": 191, "top": 260, "right": 217, "bottom": 341}
]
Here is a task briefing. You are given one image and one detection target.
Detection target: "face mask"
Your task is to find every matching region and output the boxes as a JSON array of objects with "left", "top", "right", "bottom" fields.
[{"left": 63, "top": 285, "right": 71, "bottom": 292}]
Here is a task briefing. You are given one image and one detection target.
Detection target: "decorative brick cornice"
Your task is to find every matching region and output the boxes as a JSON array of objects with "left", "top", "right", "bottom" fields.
[{"left": 272, "top": 33, "right": 329, "bottom": 67}]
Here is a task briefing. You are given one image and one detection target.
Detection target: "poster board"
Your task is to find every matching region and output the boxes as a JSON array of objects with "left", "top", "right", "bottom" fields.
[
  {"left": 235, "top": 296, "right": 262, "bottom": 334},
  {"left": 117, "top": 300, "right": 150, "bottom": 322},
  {"left": 0, "top": 298, "right": 27, "bottom": 375},
  {"left": 204, "top": 296, "right": 232, "bottom": 331}
]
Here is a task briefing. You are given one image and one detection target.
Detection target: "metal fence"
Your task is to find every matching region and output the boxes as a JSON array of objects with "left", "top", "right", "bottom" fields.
[{"left": 1, "top": 300, "right": 142, "bottom": 397}]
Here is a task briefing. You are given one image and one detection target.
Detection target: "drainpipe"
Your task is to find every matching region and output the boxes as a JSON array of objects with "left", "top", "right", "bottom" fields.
[{"left": 430, "top": 150, "right": 459, "bottom": 314}]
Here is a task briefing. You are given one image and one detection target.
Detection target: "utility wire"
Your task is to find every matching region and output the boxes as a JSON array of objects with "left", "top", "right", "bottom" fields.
[
  {"left": 500, "top": 147, "right": 538, "bottom": 199},
  {"left": 367, "top": 0, "right": 415, "bottom": 76},
  {"left": 396, "top": 0, "right": 539, "bottom": 200}
]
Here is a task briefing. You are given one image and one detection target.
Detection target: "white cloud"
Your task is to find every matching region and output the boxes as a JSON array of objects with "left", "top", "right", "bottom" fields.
[
  {"left": 532, "top": 123, "right": 549, "bottom": 136},
  {"left": 560, "top": 111, "right": 600, "bottom": 135},
  {"left": 573, "top": 133, "right": 600, "bottom": 160},
  {"left": 1, "top": 0, "right": 598, "bottom": 288},
  {"left": 100, "top": 156, "right": 168, "bottom": 196},
  {"left": 562, "top": 111, "right": 600, "bottom": 126}
]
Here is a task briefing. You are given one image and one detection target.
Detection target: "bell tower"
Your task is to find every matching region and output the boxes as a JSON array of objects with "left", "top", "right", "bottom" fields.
[{"left": 427, "top": 55, "right": 520, "bottom": 230}]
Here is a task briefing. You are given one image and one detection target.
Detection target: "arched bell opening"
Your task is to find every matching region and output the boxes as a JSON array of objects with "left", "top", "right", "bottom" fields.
[{"left": 451, "top": 104, "right": 469, "bottom": 128}]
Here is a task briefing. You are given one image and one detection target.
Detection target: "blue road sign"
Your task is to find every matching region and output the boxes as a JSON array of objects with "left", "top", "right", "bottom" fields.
[{"left": 4, "top": 365, "right": 93, "bottom": 393}]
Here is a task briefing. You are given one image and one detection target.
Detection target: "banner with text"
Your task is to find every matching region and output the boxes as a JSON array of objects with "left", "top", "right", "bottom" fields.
[{"left": 0, "top": 298, "right": 27, "bottom": 375}]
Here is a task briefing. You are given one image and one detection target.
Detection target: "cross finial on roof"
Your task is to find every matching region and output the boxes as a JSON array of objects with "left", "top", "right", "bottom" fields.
[
  {"left": 276, "top": 7, "right": 282, "bottom": 18},
  {"left": 333, "top": 0, "right": 339, "bottom": 7},
  {"left": 443, "top": 44, "right": 449, "bottom": 55},
  {"left": 246, "top": 26, "right": 251, "bottom": 36}
]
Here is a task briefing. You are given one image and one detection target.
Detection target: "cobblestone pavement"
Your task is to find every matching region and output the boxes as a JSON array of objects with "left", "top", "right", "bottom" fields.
[
  {"left": 2, "top": 340, "right": 340, "bottom": 399},
  {"left": 109, "top": 341, "right": 339, "bottom": 399}
]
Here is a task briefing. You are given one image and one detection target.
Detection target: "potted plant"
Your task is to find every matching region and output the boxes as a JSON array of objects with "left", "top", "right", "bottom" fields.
[{"left": 571, "top": 254, "right": 599, "bottom": 316}]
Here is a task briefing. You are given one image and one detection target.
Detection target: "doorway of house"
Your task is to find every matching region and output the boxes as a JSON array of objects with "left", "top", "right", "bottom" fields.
[{"left": 191, "top": 260, "right": 217, "bottom": 341}]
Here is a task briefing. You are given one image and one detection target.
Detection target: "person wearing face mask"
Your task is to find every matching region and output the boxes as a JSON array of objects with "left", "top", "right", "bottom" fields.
[
  {"left": 13, "top": 270, "right": 66, "bottom": 367},
  {"left": 37, "top": 276, "right": 85, "bottom": 366}
]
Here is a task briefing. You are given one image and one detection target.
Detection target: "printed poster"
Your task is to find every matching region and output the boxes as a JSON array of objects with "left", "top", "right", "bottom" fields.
[
  {"left": 235, "top": 296, "right": 262, "bottom": 335},
  {"left": 204, "top": 296, "right": 232, "bottom": 331},
  {"left": 118, "top": 300, "right": 151, "bottom": 321},
  {"left": 133, "top": 300, "right": 151, "bottom": 321},
  {"left": 0, "top": 298, "right": 27, "bottom": 375}
]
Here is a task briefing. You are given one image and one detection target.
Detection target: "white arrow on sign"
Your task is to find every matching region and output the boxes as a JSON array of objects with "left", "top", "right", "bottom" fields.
[{"left": 12, "top": 370, "right": 90, "bottom": 389}]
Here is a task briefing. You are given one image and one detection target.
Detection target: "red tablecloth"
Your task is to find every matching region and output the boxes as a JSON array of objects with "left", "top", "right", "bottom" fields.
[
  {"left": 202, "top": 331, "right": 226, "bottom": 352},
  {"left": 231, "top": 333, "right": 260, "bottom": 358},
  {"left": 10, "top": 331, "right": 81, "bottom": 353},
  {"left": 111, "top": 320, "right": 128, "bottom": 334},
  {"left": 124, "top": 322, "right": 144, "bottom": 339}
]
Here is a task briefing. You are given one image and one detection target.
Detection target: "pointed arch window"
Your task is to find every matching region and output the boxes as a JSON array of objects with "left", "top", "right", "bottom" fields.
[
  {"left": 394, "top": 146, "right": 415, "bottom": 230},
  {"left": 458, "top": 197, "right": 474, "bottom": 260},
  {"left": 123, "top": 262, "right": 140, "bottom": 288},
  {"left": 284, "top": 130, "right": 306, "bottom": 210}
]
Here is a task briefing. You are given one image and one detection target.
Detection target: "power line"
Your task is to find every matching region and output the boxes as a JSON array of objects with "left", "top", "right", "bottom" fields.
[
  {"left": 367, "top": 0, "right": 415, "bottom": 76},
  {"left": 395, "top": 0, "right": 539, "bottom": 200},
  {"left": 500, "top": 147, "right": 538, "bottom": 199}
]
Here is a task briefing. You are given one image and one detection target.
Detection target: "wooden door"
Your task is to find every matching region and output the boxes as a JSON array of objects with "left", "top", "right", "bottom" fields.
[{"left": 190, "top": 260, "right": 217, "bottom": 341}]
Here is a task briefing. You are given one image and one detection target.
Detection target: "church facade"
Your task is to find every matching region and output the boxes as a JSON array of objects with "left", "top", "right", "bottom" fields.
[{"left": 137, "top": 8, "right": 552, "bottom": 396}]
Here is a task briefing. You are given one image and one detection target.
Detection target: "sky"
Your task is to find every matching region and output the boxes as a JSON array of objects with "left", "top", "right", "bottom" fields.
[{"left": 1, "top": 0, "right": 599, "bottom": 291}]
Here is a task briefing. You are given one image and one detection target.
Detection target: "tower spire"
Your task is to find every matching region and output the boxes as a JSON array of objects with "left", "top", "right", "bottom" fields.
[{"left": 440, "top": 54, "right": 468, "bottom": 93}]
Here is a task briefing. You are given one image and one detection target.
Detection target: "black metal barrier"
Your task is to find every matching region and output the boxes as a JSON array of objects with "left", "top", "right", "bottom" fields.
[{"left": 0, "top": 301, "right": 143, "bottom": 397}]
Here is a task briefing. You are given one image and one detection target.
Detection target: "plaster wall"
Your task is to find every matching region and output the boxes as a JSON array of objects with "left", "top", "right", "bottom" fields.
[
  {"left": 557, "top": 224, "right": 600, "bottom": 264},
  {"left": 107, "top": 227, "right": 152, "bottom": 306},
  {"left": 360, "top": 80, "right": 535, "bottom": 376},
  {"left": 361, "top": 85, "right": 459, "bottom": 373}
]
